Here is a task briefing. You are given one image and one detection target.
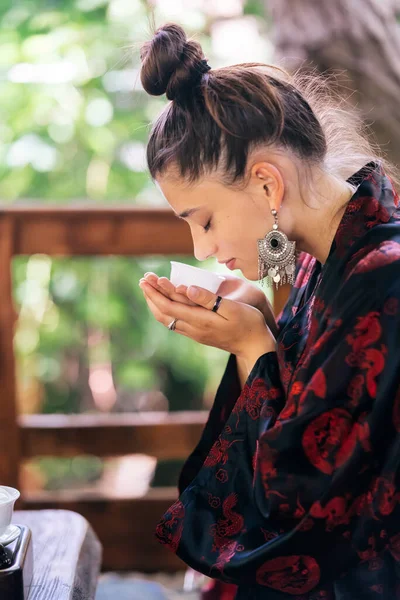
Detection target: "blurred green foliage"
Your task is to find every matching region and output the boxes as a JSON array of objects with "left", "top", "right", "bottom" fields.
[
  {"left": 13, "top": 254, "right": 226, "bottom": 417},
  {"left": 0, "top": 0, "right": 153, "bottom": 202},
  {"left": 33, "top": 455, "right": 104, "bottom": 490},
  {"left": 1, "top": 0, "right": 266, "bottom": 490}
]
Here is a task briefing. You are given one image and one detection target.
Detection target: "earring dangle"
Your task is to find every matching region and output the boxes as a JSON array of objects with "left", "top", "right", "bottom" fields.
[{"left": 257, "top": 208, "right": 296, "bottom": 289}]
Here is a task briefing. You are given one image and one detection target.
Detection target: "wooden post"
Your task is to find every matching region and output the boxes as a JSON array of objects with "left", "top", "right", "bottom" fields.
[{"left": 0, "top": 215, "right": 20, "bottom": 488}]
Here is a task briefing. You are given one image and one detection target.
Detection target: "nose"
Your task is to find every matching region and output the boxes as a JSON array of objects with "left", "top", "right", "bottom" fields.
[{"left": 192, "top": 233, "right": 216, "bottom": 262}]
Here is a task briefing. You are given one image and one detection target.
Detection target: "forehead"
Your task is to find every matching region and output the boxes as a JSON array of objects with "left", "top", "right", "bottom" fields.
[{"left": 155, "top": 174, "right": 226, "bottom": 213}]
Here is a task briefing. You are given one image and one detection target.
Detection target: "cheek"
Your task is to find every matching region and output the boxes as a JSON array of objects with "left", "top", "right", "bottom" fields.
[
  {"left": 227, "top": 223, "right": 259, "bottom": 256},
  {"left": 219, "top": 229, "right": 241, "bottom": 256},
  {"left": 217, "top": 212, "right": 264, "bottom": 263},
  {"left": 222, "top": 218, "right": 247, "bottom": 244}
]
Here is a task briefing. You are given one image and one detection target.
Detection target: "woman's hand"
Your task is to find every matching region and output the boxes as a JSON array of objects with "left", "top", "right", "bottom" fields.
[
  {"left": 140, "top": 272, "right": 198, "bottom": 307},
  {"left": 206, "top": 274, "right": 278, "bottom": 338},
  {"left": 141, "top": 272, "right": 278, "bottom": 338},
  {"left": 139, "top": 279, "right": 276, "bottom": 366}
]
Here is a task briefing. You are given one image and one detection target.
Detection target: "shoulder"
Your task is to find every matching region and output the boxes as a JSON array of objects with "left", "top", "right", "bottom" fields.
[
  {"left": 328, "top": 238, "right": 400, "bottom": 323},
  {"left": 345, "top": 239, "right": 400, "bottom": 280}
]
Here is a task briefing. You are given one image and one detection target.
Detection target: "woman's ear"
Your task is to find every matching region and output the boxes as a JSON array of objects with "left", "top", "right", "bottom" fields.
[{"left": 251, "top": 162, "right": 284, "bottom": 213}]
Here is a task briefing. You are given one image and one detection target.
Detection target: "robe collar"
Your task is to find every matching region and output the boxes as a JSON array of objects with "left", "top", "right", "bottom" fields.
[{"left": 329, "top": 161, "right": 399, "bottom": 260}]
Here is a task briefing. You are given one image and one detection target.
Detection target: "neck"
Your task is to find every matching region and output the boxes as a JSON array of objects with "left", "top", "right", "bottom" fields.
[{"left": 291, "top": 171, "right": 355, "bottom": 264}]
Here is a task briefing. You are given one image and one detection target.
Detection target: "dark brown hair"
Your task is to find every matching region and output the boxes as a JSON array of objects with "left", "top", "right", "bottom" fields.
[{"left": 140, "top": 23, "right": 395, "bottom": 187}]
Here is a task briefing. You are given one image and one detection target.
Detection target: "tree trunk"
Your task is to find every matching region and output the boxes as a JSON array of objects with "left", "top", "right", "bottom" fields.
[{"left": 266, "top": 0, "right": 400, "bottom": 166}]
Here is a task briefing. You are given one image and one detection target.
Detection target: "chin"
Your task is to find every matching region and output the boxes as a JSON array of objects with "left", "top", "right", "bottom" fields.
[{"left": 241, "top": 267, "right": 259, "bottom": 281}]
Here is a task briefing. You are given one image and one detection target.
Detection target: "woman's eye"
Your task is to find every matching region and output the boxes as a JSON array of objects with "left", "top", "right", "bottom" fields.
[{"left": 203, "top": 218, "right": 212, "bottom": 232}]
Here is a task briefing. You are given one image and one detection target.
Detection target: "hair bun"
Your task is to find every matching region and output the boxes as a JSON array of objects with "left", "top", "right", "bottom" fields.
[{"left": 140, "top": 23, "right": 209, "bottom": 101}]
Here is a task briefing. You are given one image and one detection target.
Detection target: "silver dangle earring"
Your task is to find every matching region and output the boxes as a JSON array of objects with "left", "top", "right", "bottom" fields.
[{"left": 257, "top": 199, "right": 296, "bottom": 289}]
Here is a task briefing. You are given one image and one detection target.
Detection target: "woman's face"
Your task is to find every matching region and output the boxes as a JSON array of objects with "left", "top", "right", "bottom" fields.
[
  {"left": 155, "top": 154, "right": 353, "bottom": 272},
  {"left": 156, "top": 163, "right": 286, "bottom": 281}
]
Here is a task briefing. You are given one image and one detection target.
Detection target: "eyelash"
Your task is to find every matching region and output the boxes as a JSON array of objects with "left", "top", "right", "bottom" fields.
[{"left": 203, "top": 218, "right": 212, "bottom": 232}]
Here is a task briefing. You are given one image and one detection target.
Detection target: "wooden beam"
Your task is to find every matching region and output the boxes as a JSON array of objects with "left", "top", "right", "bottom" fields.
[
  {"left": 0, "top": 215, "right": 20, "bottom": 488},
  {"left": 0, "top": 207, "right": 193, "bottom": 256},
  {"left": 19, "top": 412, "right": 207, "bottom": 460},
  {"left": 22, "top": 487, "right": 186, "bottom": 571}
]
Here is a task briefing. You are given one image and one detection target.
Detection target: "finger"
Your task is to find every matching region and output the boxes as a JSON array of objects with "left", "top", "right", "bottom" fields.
[
  {"left": 142, "top": 290, "right": 169, "bottom": 324},
  {"left": 140, "top": 280, "right": 223, "bottom": 327},
  {"left": 186, "top": 285, "right": 237, "bottom": 321},
  {"left": 142, "top": 275, "right": 194, "bottom": 305},
  {"left": 158, "top": 279, "right": 198, "bottom": 307},
  {"left": 139, "top": 273, "right": 197, "bottom": 306},
  {"left": 157, "top": 277, "right": 175, "bottom": 293},
  {"left": 143, "top": 291, "right": 178, "bottom": 330},
  {"left": 175, "top": 284, "right": 189, "bottom": 295},
  {"left": 141, "top": 274, "right": 184, "bottom": 303},
  {"left": 143, "top": 273, "right": 166, "bottom": 293},
  {"left": 143, "top": 291, "right": 198, "bottom": 338},
  {"left": 143, "top": 272, "right": 160, "bottom": 284},
  {"left": 141, "top": 274, "right": 163, "bottom": 293},
  {"left": 176, "top": 286, "right": 198, "bottom": 306}
]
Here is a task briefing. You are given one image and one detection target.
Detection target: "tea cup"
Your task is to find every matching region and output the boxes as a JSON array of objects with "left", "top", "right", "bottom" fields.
[
  {"left": 170, "top": 261, "right": 225, "bottom": 294},
  {"left": 0, "top": 486, "right": 20, "bottom": 536}
]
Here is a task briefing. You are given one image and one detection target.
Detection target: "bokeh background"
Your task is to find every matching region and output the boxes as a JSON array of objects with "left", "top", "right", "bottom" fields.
[
  {"left": 2, "top": 0, "right": 399, "bottom": 546},
  {"left": 0, "top": 0, "right": 275, "bottom": 495},
  {"left": 3, "top": 1, "right": 400, "bottom": 597}
]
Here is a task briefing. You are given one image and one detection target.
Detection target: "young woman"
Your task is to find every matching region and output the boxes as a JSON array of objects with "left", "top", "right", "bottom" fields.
[{"left": 138, "top": 23, "right": 400, "bottom": 600}]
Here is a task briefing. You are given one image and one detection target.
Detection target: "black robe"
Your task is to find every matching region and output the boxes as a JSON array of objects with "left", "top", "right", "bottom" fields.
[{"left": 156, "top": 162, "right": 400, "bottom": 599}]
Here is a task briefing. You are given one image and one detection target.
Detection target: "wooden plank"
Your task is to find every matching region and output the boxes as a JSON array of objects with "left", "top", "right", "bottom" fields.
[
  {"left": 19, "top": 412, "right": 207, "bottom": 459},
  {"left": 22, "top": 488, "right": 185, "bottom": 571},
  {"left": 1, "top": 207, "right": 193, "bottom": 256},
  {"left": 0, "top": 215, "right": 20, "bottom": 488},
  {"left": 13, "top": 509, "right": 102, "bottom": 599}
]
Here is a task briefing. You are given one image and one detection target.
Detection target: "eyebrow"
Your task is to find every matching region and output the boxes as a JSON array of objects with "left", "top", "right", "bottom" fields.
[{"left": 176, "top": 207, "right": 202, "bottom": 219}]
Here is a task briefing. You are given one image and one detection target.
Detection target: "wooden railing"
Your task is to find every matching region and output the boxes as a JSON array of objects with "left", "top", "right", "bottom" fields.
[{"left": 0, "top": 206, "right": 290, "bottom": 571}]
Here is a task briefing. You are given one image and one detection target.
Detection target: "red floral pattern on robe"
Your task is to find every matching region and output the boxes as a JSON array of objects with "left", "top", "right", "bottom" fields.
[{"left": 156, "top": 163, "right": 400, "bottom": 599}]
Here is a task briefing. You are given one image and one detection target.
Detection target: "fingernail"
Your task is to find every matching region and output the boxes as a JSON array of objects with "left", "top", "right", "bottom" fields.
[{"left": 188, "top": 286, "right": 200, "bottom": 298}]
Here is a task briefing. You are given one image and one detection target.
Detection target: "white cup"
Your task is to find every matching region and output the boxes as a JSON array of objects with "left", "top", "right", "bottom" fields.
[
  {"left": 0, "top": 486, "right": 20, "bottom": 535},
  {"left": 170, "top": 261, "right": 225, "bottom": 294}
]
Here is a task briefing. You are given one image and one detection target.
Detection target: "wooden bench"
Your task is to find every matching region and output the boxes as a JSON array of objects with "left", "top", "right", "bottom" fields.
[{"left": 12, "top": 509, "right": 102, "bottom": 599}]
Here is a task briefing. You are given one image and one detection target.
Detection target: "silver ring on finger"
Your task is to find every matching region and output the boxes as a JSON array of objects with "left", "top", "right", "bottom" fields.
[{"left": 168, "top": 318, "right": 178, "bottom": 331}]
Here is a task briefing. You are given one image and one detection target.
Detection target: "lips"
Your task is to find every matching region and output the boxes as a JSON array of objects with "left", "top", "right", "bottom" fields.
[{"left": 226, "top": 259, "right": 236, "bottom": 270}]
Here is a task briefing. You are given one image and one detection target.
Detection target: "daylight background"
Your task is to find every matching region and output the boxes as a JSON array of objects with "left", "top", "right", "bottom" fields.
[
  {"left": 0, "top": 0, "right": 274, "bottom": 493},
  {"left": 2, "top": 0, "right": 399, "bottom": 501}
]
